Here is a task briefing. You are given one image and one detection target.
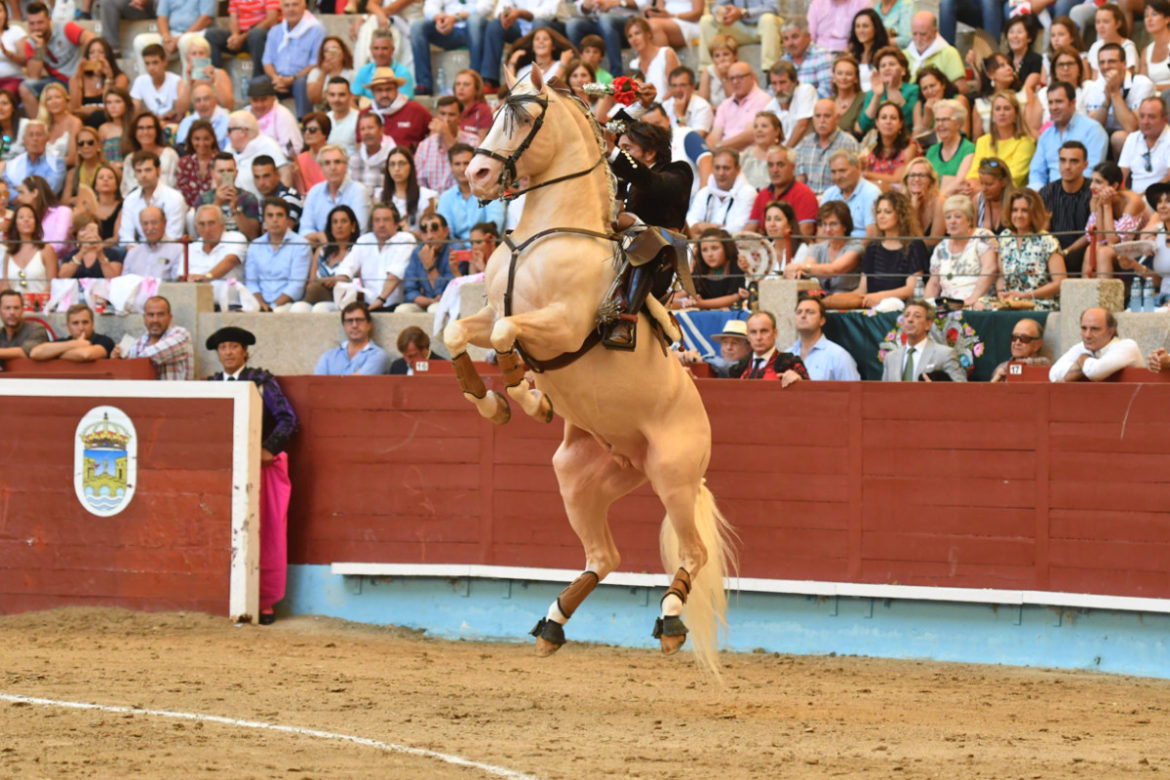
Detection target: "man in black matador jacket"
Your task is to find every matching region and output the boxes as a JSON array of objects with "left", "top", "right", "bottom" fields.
[
  {"left": 205, "top": 326, "right": 298, "bottom": 626},
  {"left": 603, "top": 120, "right": 693, "bottom": 349}
]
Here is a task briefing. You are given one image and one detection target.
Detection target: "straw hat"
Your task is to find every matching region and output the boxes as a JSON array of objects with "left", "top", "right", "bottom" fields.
[
  {"left": 367, "top": 66, "right": 407, "bottom": 88},
  {"left": 711, "top": 319, "right": 749, "bottom": 341}
]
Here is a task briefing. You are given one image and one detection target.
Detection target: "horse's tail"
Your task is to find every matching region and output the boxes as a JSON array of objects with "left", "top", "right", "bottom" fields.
[{"left": 658, "top": 481, "right": 737, "bottom": 678}]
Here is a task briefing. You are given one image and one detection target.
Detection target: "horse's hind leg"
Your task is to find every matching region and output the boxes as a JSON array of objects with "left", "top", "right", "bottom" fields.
[
  {"left": 643, "top": 433, "right": 711, "bottom": 656},
  {"left": 443, "top": 306, "right": 510, "bottom": 425},
  {"left": 533, "top": 423, "right": 646, "bottom": 655}
]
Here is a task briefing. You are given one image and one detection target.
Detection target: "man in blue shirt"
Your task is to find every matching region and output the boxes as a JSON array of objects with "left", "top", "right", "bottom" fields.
[
  {"left": 820, "top": 150, "right": 878, "bottom": 238},
  {"left": 300, "top": 145, "right": 371, "bottom": 242},
  {"left": 437, "top": 143, "right": 505, "bottom": 246},
  {"left": 398, "top": 213, "right": 454, "bottom": 313},
  {"left": 175, "top": 83, "right": 232, "bottom": 150},
  {"left": 786, "top": 296, "right": 859, "bottom": 380},
  {"left": 1027, "top": 82, "right": 1108, "bottom": 190},
  {"left": 4, "top": 120, "right": 64, "bottom": 200},
  {"left": 353, "top": 28, "right": 415, "bottom": 99},
  {"left": 245, "top": 197, "right": 312, "bottom": 311},
  {"left": 314, "top": 301, "right": 391, "bottom": 375},
  {"left": 262, "top": 0, "right": 325, "bottom": 117}
]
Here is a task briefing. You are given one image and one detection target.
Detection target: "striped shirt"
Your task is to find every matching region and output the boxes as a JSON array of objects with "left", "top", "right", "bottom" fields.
[
  {"left": 793, "top": 129, "right": 859, "bottom": 196},
  {"left": 784, "top": 43, "right": 834, "bottom": 99},
  {"left": 229, "top": 0, "right": 281, "bottom": 32},
  {"left": 127, "top": 326, "right": 195, "bottom": 381},
  {"left": 349, "top": 137, "right": 393, "bottom": 202},
  {"left": 414, "top": 128, "right": 479, "bottom": 193}
]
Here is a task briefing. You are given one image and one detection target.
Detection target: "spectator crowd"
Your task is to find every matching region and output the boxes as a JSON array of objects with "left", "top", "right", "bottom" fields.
[{"left": 0, "top": 0, "right": 1168, "bottom": 379}]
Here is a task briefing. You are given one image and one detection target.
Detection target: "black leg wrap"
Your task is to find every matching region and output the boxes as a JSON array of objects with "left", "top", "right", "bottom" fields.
[
  {"left": 530, "top": 618, "right": 566, "bottom": 646},
  {"left": 652, "top": 615, "right": 688, "bottom": 639}
]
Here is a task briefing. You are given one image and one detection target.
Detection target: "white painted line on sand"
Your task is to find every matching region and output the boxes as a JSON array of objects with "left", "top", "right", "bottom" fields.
[{"left": 0, "top": 692, "right": 539, "bottom": 779}]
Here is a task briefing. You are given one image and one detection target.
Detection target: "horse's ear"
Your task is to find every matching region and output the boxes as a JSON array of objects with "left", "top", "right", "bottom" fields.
[
  {"left": 504, "top": 66, "right": 518, "bottom": 91},
  {"left": 530, "top": 64, "right": 544, "bottom": 92}
]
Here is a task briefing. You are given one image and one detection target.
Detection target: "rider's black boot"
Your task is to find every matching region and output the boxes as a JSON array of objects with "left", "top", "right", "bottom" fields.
[{"left": 602, "top": 265, "right": 652, "bottom": 350}]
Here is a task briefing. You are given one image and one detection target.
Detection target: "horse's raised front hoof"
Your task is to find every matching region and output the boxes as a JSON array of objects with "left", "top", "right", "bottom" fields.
[
  {"left": 487, "top": 390, "right": 511, "bottom": 426},
  {"left": 534, "top": 391, "right": 554, "bottom": 424},
  {"left": 530, "top": 618, "right": 565, "bottom": 656},
  {"left": 653, "top": 615, "right": 688, "bottom": 655}
]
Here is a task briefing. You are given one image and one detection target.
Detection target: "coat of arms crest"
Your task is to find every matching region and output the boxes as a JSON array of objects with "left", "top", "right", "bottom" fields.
[{"left": 74, "top": 406, "right": 137, "bottom": 516}]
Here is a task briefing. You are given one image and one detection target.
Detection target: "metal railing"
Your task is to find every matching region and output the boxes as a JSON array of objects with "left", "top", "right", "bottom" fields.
[{"left": 22, "top": 226, "right": 1160, "bottom": 294}]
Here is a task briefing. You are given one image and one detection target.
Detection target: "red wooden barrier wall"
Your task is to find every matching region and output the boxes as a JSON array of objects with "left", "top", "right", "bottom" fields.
[
  {"left": 0, "top": 358, "right": 157, "bottom": 380},
  {"left": 282, "top": 377, "right": 1170, "bottom": 600},
  {"left": 0, "top": 396, "right": 236, "bottom": 615}
]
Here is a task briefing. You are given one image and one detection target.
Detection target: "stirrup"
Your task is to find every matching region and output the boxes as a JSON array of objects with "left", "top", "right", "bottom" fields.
[
  {"left": 601, "top": 316, "right": 637, "bottom": 351},
  {"left": 530, "top": 617, "right": 566, "bottom": 647}
]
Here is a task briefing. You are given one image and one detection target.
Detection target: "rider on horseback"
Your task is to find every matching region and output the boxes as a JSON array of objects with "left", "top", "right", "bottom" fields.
[{"left": 602, "top": 119, "right": 694, "bottom": 350}]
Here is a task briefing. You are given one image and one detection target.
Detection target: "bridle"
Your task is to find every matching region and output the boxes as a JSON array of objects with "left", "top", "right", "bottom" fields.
[{"left": 473, "top": 86, "right": 605, "bottom": 204}]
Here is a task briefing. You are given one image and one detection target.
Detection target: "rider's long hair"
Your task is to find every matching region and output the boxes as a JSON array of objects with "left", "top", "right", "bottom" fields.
[{"left": 622, "top": 121, "right": 671, "bottom": 167}]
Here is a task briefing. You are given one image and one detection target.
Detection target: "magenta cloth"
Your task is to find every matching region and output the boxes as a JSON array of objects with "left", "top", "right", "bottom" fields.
[
  {"left": 43, "top": 205, "right": 73, "bottom": 256},
  {"left": 259, "top": 451, "right": 292, "bottom": 611}
]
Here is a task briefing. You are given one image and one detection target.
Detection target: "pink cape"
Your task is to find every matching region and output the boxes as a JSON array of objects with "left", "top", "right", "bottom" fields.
[{"left": 260, "top": 452, "right": 292, "bottom": 611}]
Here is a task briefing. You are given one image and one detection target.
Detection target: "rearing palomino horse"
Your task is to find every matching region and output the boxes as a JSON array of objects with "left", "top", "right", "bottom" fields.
[{"left": 443, "top": 67, "right": 735, "bottom": 674}]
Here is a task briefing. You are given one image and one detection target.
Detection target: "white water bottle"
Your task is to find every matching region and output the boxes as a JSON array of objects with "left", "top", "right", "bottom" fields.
[{"left": 1143, "top": 276, "right": 1156, "bottom": 313}]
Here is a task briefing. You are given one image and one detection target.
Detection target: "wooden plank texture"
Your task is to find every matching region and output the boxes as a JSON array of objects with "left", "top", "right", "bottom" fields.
[
  {"left": 283, "top": 377, "right": 1170, "bottom": 601},
  {"left": 0, "top": 397, "right": 235, "bottom": 618}
]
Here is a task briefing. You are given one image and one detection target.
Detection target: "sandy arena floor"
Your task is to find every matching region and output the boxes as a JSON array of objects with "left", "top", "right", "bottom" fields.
[{"left": 1, "top": 607, "right": 1168, "bottom": 779}]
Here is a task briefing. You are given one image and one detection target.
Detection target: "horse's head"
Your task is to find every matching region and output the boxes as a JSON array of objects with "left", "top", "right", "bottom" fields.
[{"left": 467, "top": 67, "right": 553, "bottom": 201}]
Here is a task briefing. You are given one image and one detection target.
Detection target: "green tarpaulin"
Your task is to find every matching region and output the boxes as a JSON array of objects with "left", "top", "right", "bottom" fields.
[{"left": 822, "top": 310, "right": 1051, "bottom": 381}]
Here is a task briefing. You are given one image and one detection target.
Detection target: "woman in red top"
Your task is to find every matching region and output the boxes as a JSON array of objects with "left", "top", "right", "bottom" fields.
[
  {"left": 863, "top": 101, "right": 918, "bottom": 191},
  {"left": 174, "top": 119, "right": 218, "bottom": 209},
  {"left": 453, "top": 69, "right": 492, "bottom": 143},
  {"left": 294, "top": 112, "right": 331, "bottom": 193}
]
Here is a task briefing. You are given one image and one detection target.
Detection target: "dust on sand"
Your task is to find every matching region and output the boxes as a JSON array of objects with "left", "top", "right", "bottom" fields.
[{"left": 2, "top": 607, "right": 1168, "bottom": 778}]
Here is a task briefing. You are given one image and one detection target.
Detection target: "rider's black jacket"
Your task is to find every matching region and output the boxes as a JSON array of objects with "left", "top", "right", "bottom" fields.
[{"left": 611, "top": 150, "right": 693, "bottom": 232}]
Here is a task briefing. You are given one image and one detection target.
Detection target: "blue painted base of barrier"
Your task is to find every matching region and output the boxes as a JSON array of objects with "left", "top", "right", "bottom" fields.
[{"left": 284, "top": 564, "right": 1170, "bottom": 679}]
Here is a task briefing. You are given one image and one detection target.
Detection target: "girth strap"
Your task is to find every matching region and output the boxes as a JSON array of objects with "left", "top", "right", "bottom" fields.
[{"left": 502, "top": 226, "right": 619, "bottom": 374}]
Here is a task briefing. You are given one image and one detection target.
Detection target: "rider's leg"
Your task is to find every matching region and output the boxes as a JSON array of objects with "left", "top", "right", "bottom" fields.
[{"left": 601, "top": 259, "right": 657, "bottom": 350}]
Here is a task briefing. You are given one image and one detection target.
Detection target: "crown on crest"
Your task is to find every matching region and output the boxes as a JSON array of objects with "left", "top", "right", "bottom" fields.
[{"left": 81, "top": 413, "right": 130, "bottom": 450}]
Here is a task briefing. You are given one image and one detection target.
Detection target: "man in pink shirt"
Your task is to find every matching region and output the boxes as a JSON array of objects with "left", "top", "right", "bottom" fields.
[
  {"left": 806, "top": 0, "right": 869, "bottom": 54},
  {"left": 705, "top": 62, "right": 770, "bottom": 150}
]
